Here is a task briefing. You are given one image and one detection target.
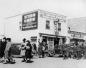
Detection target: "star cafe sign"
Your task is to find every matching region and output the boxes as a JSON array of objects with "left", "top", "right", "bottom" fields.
[
  {"left": 39, "top": 10, "right": 66, "bottom": 22},
  {"left": 54, "top": 21, "right": 59, "bottom": 36}
]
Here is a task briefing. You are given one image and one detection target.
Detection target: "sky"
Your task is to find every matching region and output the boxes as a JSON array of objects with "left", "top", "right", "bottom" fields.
[
  {"left": 0, "top": 0, "right": 86, "bottom": 19},
  {"left": 0, "top": 0, "right": 86, "bottom": 34}
]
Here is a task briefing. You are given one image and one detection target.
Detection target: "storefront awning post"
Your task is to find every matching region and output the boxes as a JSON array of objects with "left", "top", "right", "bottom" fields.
[{"left": 59, "top": 38, "right": 63, "bottom": 45}]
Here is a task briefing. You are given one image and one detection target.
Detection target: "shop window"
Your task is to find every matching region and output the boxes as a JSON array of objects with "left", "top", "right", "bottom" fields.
[
  {"left": 58, "top": 23, "right": 61, "bottom": 31},
  {"left": 46, "top": 20, "right": 50, "bottom": 29}
]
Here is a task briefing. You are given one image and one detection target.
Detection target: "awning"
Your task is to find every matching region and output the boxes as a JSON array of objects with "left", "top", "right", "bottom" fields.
[
  {"left": 70, "top": 38, "right": 85, "bottom": 41},
  {"left": 39, "top": 33, "right": 56, "bottom": 37},
  {"left": 39, "top": 33, "right": 66, "bottom": 38}
]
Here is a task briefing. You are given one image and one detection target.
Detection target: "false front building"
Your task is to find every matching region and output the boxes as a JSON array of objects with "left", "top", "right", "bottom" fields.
[{"left": 5, "top": 9, "right": 68, "bottom": 47}]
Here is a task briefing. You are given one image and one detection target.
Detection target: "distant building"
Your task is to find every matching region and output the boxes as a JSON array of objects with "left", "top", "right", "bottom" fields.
[
  {"left": 68, "top": 30, "right": 86, "bottom": 44},
  {"left": 5, "top": 9, "right": 68, "bottom": 47},
  {"left": 67, "top": 17, "right": 86, "bottom": 44}
]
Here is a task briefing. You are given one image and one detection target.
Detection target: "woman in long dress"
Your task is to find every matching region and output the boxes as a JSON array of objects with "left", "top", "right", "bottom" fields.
[
  {"left": 20, "top": 38, "right": 26, "bottom": 62},
  {"left": 0, "top": 37, "right": 7, "bottom": 58},
  {"left": 25, "top": 40, "right": 32, "bottom": 62}
]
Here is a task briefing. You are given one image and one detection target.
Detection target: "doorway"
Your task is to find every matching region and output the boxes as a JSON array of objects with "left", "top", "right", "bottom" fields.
[{"left": 54, "top": 38, "right": 59, "bottom": 45}]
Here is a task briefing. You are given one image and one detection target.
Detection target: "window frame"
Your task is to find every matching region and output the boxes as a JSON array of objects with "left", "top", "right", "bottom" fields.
[
  {"left": 46, "top": 20, "right": 50, "bottom": 29},
  {"left": 58, "top": 23, "right": 61, "bottom": 31}
]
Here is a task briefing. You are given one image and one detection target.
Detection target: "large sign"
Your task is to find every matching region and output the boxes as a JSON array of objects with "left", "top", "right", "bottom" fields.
[
  {"left": 30, "top": 36, "right": 37, "bottom": 44},
  {"left": 48, "top": 40, "right": 54, "bottom": 50},
  {"left": 69, "top": 31, "right": 85, "bottom": 39},
  {"left": 54, "top": 21, "right": 59, "bottom": 35},
  {"left": 22, "top": 11, "right": 38, "bottom": 31},
  {"left": 39, "top": 10, "right": 66, "bottom": 22}
]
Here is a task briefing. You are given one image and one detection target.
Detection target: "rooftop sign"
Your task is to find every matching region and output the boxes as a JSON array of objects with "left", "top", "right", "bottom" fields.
[
  {"left": 22, "top": 11, "right": 38, "bottom": 31},
  {"left": 39, "top": 10, "right": 66, "bottom": 22}
]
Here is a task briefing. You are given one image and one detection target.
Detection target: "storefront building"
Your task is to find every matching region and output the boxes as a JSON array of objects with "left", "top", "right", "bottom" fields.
[
  {"left": 5, "top": 9, "right": 68, "bottom": 47},
  {"left": 68, "top": 30, "right": 86, "bottom": 45}
]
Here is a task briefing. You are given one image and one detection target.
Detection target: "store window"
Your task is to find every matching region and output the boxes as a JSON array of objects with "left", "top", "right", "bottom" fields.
[
  {"left": 46, "top": 20, "right": 50, "bottom": 29},
  {"left": 58, "top": 23, "right": 61, "bottom": 31}
]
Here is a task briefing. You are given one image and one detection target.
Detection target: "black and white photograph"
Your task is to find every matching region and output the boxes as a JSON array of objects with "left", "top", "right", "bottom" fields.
[{"left": 0, "top": 0, "right": 86, "bottom": 68}]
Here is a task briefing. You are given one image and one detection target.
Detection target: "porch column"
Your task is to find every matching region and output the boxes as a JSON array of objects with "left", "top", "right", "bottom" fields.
[
  {"left": 59, "top": 38, "right": 63, "bottom": 45},
  {"left": 39, "top": 36, "right": 43, "bottom": 43},
  {"left": 65, "top": 37, "right": 70, "bottom": 44}
]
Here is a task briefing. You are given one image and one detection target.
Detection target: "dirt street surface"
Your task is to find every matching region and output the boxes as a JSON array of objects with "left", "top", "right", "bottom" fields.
[{"left": 0, "top": 57, "right": 86, "bottom": 68}]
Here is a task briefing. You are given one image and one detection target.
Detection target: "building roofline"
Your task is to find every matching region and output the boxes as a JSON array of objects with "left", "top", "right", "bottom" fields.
[
  {"left": 5, "top": 14, "right": 21, "bottom": 19},
  {"left": 5, "top": 9, "right": 66, "bottom": 19},
  {"left": 5, "top": 9, "right": 39, "bottom": 19},
  {"left": 37, "top": 9, "right": 66, "bottom": 18}
]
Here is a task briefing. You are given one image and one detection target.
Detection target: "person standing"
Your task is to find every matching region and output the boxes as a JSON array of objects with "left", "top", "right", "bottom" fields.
[
  {"left": 0, "top": 39, "right": 2, "bottom": 58},
  {"left": 38, "top": 41, "right": 45, "bottom": 58},
  {"left": 42, "top": 41, "right": 46, "bottom": 58},
  {"left": 3, "top": 38, "right": 12, "bottom": 64},
  {"left": 38, "top": 41, "right": 43, "bottom": 58},
  {"left": 25, "top": 40, "right": 32, "bottom": 62},
  {"left": 20, "top": 38, "right": 26, "bottom": 62},
  {"left": 32, "top": 43, "right": 37, "bottom": 56},
  {"left": 0, "top": 37, "right": 7, "bottom": 58}
]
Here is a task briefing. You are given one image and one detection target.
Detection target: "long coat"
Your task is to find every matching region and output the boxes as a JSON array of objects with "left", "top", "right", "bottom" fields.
[
  {"left": 0, "top": 41, "right": 7, "bottom": 58},
  {"left": 25, "top": 43, "right": 32, "bottom": 59}
]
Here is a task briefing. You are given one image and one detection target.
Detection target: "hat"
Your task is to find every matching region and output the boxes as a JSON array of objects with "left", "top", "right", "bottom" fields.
[{"left": 23, "top": 38, "right": 26, "bottom": 41}]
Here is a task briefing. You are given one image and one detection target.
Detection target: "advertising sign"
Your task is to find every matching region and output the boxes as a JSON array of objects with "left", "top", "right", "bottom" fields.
[
  {"left": 54, "top": 21, "right": 59, "bottom": 35},
  {"left": 48, "top": 38, "right": 54, "bottom": 50},
  {"left": 48, "top": 41, "right": 54, "bottom": 50},
  {"left": 69, "top": 31, "right": 85, "bottom": 39},
  {"left": 39, "top": 10, "right": 66, "bottom": 21},
  {"left": 22, "top": 11, "right": 38, "bottom": 31},
  {"left": 30, "top": 36, "right": 37, "bottom": 44}
]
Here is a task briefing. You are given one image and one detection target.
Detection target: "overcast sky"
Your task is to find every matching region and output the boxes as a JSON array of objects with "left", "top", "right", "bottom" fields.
[{"left": 0, "top": 0, "right": 86, "bottom": 19}]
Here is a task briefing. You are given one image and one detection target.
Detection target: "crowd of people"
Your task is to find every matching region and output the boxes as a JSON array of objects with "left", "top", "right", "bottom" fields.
[
  {"left": 0, "top": 37, "right": 53, "bottom": 64},
  {"left": 20, "top": 38, "right": 52, "bottom": 60},
  {"left": 0, "top": 37, "right": 36, "bottom": 64},
  {"left": 20, "top": 38, "right": 33, "bottom": 62},
  {"left": 0, "top": 37, "right": 86, "bottom": 64},
  {"left": 0, "top": 37, "right": 15, "bottom": 64}
]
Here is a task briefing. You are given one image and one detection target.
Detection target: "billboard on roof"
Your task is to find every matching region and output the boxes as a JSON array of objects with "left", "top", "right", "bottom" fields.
[{"left": 22, "top": 11, "right": 38, "bottom": 31}]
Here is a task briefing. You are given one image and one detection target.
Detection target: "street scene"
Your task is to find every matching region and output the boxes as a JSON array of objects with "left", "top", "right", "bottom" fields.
[{"left": 0, "top": 0, "right": 86, "bottom": 68}]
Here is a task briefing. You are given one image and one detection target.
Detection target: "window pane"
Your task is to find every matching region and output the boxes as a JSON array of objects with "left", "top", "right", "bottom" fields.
[
  {"left": 46, "top": 20, "right": 50, "bottom": 29},
  {"left": 58, "top": 23, "right": 61, "bottom": 31}
]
